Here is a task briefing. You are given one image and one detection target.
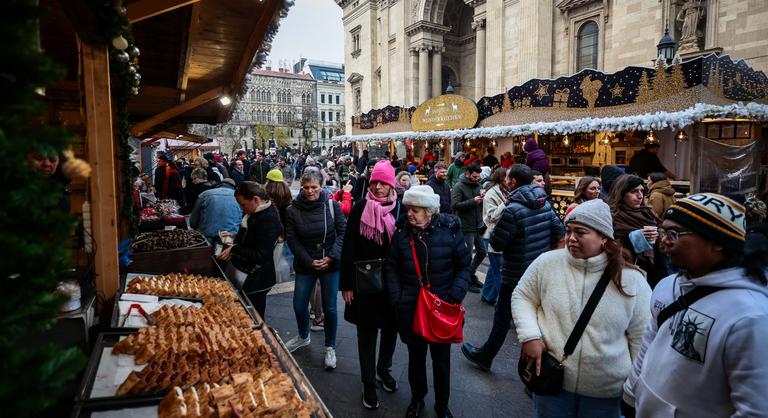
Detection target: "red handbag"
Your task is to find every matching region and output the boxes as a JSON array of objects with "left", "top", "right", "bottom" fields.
[{"left": 410, "top": 233, "right": 465, "bottom": 344}]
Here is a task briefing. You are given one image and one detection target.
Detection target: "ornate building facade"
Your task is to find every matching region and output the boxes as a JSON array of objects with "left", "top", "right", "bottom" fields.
[
  {"left": 295, "top": 59, "right": 346, "bottom": 144},
  {"left": 337, "top": 0, "right": 768, "bottom": 131}
]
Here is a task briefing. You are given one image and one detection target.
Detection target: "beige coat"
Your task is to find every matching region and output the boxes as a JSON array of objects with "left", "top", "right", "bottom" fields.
[{"left": 647, "top": 180, "right": 676, "bottom": 218}]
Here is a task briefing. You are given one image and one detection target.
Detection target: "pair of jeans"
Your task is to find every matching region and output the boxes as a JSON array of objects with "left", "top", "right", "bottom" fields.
[
  {"left": 534, "top": 390, "right": 621, "bottom": 418},
  {"left": 463, "top": 232, "right": 487, "bottom": 277},
  {"left": 480, "top": 282, "right": 514, "bottom": 359},
  {"left": 293, "top": 270, "right": 339, "bottom": 348},
  {"left": 357, "top": 326, "right": 398, "bottom": 387},
  {"left": 481, "top": 239, "right": 502, "bottom": 303},
  {"left": 407, "top": 338, "right": 451, "bottom": 411}
]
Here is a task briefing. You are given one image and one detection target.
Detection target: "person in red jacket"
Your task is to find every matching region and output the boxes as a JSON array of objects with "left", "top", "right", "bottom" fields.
[
  {"left": 419, "top": 149, "right": 436, "bottom": 168},
  {"left": 334, "top": 180, "right": 354, "bottom": 217}
]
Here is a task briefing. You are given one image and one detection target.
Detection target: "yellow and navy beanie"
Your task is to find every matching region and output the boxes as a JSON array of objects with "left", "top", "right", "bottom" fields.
[{"left": 664, "top": 193, "right": 746, "bottom": 251}]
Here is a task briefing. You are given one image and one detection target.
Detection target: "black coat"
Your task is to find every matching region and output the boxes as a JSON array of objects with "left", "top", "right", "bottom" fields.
[
  {"left": 385, "top": 214, "right": 471, "bottom": 344},
  {"left": 339, "top": 198, "right": 402, "bottom": 329},
  {"left": 249, "top": 160, "right": 271, "bottom": 184},
  {"left": 285, "top": 192, "right": 346, "bottom": 274},
  {"left": 231, "top": 204, "right": 281, "bottom": 293},
  {"left": 229, "top": 169, "right": 247, "bottom": 187},
  {"left": 426, "top": 176, "right": 452, "bottom": 215},
  {"left": 489, "top": 184, "right": 564, "bottom": 286}
]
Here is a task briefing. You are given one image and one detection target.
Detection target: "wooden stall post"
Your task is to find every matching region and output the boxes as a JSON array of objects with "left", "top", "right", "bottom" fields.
[{"left": 82, "top": 41, "right": 120, "bottom": 303}]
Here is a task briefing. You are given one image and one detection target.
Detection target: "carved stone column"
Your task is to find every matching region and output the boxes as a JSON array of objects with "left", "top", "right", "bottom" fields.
[
  {"left": 419, "top": 45, "right": 430, "bottom": 104},
  {"left": 410, "top": 48, "right": 419, "bottom": 107},
  {"left": 432, "top": 47, "right": 443, "bottom": 97},
  {"left": 473, "top": 18, "right": 486, "bottom": 100}
]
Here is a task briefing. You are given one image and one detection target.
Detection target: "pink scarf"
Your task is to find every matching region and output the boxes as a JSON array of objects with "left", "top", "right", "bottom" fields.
[{"left": 360, "top": 189, "right": 396, "bottom": 245}]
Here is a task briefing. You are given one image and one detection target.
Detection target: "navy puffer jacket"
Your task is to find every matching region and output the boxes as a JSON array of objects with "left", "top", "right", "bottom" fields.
[
  {"left": 386, "top": 213, "right": 471, "bottom": 344},
  {"left": 490, "top": 184, "right": 564, "bottom": 287},
  {"left": 285, "top": 191, "right": 346, "bottom": 274}
]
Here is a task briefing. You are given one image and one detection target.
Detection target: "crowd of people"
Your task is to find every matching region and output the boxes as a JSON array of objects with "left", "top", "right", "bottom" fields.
[{"left": 137, "top": 141, "right": 768, "bottom": 418}]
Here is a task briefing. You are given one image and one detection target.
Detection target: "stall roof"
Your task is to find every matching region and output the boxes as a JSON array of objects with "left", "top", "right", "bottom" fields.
[
  {"left": 42, "top": 0, "right": 292, "bottom": 136},
  {"left": 341, "top": 54, "right": 768, "bottom": 142}
]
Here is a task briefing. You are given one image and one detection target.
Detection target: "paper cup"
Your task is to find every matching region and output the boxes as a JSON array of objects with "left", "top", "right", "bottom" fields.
[{"left": 643, "top": 226, "right": 658, "bottom": 244}]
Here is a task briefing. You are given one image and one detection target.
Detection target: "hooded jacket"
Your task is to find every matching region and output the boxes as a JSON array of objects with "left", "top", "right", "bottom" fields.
[
  {"left": 524, "top": 138, "right": 550, "bottom": 174},
  {"left": 512, "top": 249, "right": 651, "bottom": 397},
  {"left": 385, "top": 213, "right": 471, "bottom": 344},
  {"left": 482, "top": 183, "right": 507, "bottom": 252},
  {"left": 647, "top": 179, "right": 676, "bottom": 218},
  {"left": 284, "top": 191, "right": 346, "bottom": 274},
  {"left": 623, "top": 268, "right": 768, "bottom": 418},
  {"left": 490, "top": 184, "right": 564, "bottom": 286},
  {"left": 451, "top": 176, "right": 483, "bottom": 233}
]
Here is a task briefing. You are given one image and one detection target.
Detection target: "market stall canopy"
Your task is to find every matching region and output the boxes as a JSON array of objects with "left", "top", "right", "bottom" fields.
[
  {"left": 144, "top": 126, "right": 212, "bottom": 144},
  {"left": 42, "top": 0, "right": 293, "bottom": 136},
  {"left": 340, "top": 54, "right": 768, "bottom": 143}
]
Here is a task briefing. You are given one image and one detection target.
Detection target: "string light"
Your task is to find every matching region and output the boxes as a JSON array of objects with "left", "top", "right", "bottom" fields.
[
  {"left": 645, "top": 129, "right": 659, "bottom": 145},
  {"left": 675, "top": 129, "right": 688, "bottom": 142},
  {"left": 562, "top": 135, "right": 570, "bottom": 146}
]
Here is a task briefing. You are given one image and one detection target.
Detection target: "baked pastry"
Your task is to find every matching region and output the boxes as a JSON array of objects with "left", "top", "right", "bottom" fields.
[
  {"left": 126, "top": 273, "right": 237, "bottom": 302},
  {"left": 151, "top": 304, "right": 253, "bottom": 329}
]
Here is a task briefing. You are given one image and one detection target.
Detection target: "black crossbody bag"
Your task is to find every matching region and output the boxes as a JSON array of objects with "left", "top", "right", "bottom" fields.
[
  {"left": 518, "top": 269, "right": 612, "bottom": 396},
  {"left": 656, "top": 285, "right": 722, "bottom": 328}
]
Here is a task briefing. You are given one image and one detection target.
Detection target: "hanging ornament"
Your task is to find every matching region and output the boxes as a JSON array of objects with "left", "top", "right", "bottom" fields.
[
  {"left": 645, "top": 129, "right": 659, "bottom": 145},
  {"left": 114, "top": 51, "right": 130, "bottom": 62},
  {"left": 562, "top": 135, "right": 570, "bottom": 146},
  {"left": 118, "top": 6, "right": 127, "bottom": 17},
  {"left": 112, "top": 35, "right": 129, "bottom": 50},
  {"left": 133, "top": 72, "right": 141, "bottom": 82},
  {"left": 130, "top": 87, "right": 139, "bottom": 95},
  {"left": 128, "top": 65, "right": 137, "bottom": 74},
  {"left": 127, "top": 46, "right": 141, "bottom": 58},
  {"left": 675, "top": 129, "right": 688, "bottom": 142}
]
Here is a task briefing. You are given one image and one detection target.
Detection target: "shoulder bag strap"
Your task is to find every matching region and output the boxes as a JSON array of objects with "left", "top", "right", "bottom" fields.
[
  {"left": 656, "top": 285, "right": 722, "bottom": 329},
  {"left": 562, "top": 269, "right": 613, "bottom": 361},
  {"left": 409, "top": 231, "right": 427, "bottom": 287}
]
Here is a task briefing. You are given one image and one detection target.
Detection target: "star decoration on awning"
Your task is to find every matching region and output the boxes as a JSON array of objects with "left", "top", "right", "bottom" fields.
[
  {"left": 535, "top": 83, "right": 550, "bottom": 100},
  {"left": 610, "top": 85, "right": 624, "bottom": 98}
]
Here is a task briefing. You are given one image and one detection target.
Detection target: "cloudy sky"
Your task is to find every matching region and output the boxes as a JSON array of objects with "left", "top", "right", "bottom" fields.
[{"left": 267, "top": 0, "right": 345, "bottom": 69}]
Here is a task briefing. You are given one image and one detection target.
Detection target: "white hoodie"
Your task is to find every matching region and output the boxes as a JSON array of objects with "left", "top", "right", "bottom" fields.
[
  {"left": 511, "top": 249, "right": 651, "bottom": 398},
  {"left": 623, "top": 267, "right": 768, "bottom": 418}
]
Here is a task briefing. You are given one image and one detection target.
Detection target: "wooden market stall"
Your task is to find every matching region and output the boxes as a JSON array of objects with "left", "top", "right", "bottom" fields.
[
  {"left": 339, "top": 54, "right": 768, "bottom": 215},
  {"left": 42, "top": 0, "right": 287, "bottom": 304}
]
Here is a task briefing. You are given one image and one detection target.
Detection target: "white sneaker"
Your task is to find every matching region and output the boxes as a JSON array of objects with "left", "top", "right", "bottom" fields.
[
  {"left": 324, "top": 347, "right": 337, "bottom": 370},
  {"left": 284, "top": 335, "right": 310, "bottom": 353}
]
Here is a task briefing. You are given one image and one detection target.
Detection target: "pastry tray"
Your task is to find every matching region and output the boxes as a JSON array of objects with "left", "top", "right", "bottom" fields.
[
  {"left": 75, "top": 327, "right": 331, "bottom": 417},
  {"left": 75, "top": 332, "right": 165, "bottom": 405}
]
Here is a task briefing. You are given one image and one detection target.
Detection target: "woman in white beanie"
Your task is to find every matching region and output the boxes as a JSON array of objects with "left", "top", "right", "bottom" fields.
[
  {"left": 511, "top": 199, "right": 652, "bottom": 418},
  {"left": 386, "top": 185, "right": 471, "bottom": 418}
]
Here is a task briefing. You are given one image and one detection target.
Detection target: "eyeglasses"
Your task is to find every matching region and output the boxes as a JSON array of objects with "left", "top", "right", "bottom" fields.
[{"left": 658, "top": 228, "right": 694, "bottom": 242}]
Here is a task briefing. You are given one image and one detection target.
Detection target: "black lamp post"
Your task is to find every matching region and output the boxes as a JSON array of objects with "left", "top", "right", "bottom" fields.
[{"left": 657, "top": 26, "right": 676, "bottom": 64}]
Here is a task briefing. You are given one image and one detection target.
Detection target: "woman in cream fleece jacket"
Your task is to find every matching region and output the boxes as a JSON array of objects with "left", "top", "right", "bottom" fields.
[{"left": 512, "top": 199, "right": 652, "bottom": 417}]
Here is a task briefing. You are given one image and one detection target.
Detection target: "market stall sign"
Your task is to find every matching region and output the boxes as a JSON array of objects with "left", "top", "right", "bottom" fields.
[{"left": 411, "top": 94, "right": 478, "bottom": 132}]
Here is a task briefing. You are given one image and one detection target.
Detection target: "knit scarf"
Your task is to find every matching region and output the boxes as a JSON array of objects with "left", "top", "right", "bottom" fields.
[
  {"left": 611, "top": 202, "right": 660, "bottom": 243},
  {"left": 360, "top": 190, "right": 396, "bottom": 245}
]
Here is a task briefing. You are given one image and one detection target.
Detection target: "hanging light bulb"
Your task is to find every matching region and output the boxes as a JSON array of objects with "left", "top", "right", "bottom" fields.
[
  {"left": 675, "top": 129, "right": 688, "bottom": 142},
  {"left": 562, "top": 135, "right": 570, "bottom": 146},
  {"left": 491, "top": 139, "right": 497, "bottom": 147},
  {"left": 465, "top": 138, "right": 471, "bottom": 146},
  {"left": 645, "top": 129, "right": 659, "bottom": 145},
  {"left": 439, "top": 141, "right": 445, "bottom": 149}
]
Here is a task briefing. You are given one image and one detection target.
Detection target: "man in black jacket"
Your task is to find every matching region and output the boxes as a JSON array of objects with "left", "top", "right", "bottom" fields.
[
  {"left": 248, "top": 152, "right": 270, "bottom": 184},
  {"left": 426, "top": 162, "right": 451, "bottom": 215},
  {"left": 461, "top": 164, "right": 564, "bottom": 371},
  {"left": 451, "top": 164, "right": 486, "bottom": 292}
]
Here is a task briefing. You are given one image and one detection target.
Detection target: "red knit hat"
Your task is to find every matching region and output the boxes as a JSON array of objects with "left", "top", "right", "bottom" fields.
[{"left": 369, "top": 160, "right": 396, "bottom": 188}]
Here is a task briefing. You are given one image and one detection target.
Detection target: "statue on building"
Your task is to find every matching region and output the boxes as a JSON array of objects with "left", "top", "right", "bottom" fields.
[{"left": 676, "top": 0, "right": 706, "bottom": 53}]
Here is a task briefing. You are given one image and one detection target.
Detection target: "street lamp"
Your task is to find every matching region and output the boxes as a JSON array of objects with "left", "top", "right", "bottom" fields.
[{"left": 657, "top": 26, "right": 676, "bottom": 64}]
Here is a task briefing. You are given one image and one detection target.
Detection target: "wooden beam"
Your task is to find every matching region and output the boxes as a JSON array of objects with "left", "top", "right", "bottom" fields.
[
  {"left": 81, "top": 41, "right": 120, "bottom": 303},
  {"left": 131, "top": 86, "right": 224, "bottom": 136},
  {"left": 51, "top": 81, "right": 181, "bottom": 98},
  {"left": 177, "top": 3, "right": 200, "bottom": 103},
  {"left": 231, "top": 0, "right": 281, "bottom": 88},
  {"left": 127, "top": 0, "right": 201, "bottom": 23}
]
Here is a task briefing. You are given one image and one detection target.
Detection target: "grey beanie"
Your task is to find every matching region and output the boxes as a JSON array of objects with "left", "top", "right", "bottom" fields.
[{"left": 565, "top": 199, "right": 614, "bottom": 239}]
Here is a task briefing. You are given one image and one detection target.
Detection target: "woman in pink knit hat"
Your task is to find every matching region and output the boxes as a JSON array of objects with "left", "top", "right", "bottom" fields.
[{"left": 339, "top": 159, "right": 403, "bottom": 410}]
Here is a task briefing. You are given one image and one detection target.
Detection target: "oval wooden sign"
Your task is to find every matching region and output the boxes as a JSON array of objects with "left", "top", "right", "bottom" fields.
[{"left": 411, "top": 94, "right": 479, "bottom": 132}]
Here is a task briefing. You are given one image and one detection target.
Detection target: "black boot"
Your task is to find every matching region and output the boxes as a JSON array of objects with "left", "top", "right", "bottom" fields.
[
  {"left": 435, "top": 406, "right": 454, "bottom": 418},
  {"left": 362, "top": 384, "right": 379, "bottom": 410},
  {"left": 405, "top": 399, "right": 425, "bottom": 418},
  {"left": 461, "top": 343, "right": 492, "bottom": 371},
  {"left": 471, "top": 274, "right": 484, "bottom": 288}
]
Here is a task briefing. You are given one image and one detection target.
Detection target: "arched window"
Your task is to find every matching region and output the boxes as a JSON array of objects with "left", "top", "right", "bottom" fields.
[
  {"left": 321, "top": 128, "right": 326, "bottom": 139},
  {"left": 328, "top": 128, "right": 334, "bottom": 138},
  {"left": 576, "top": 21, "right": 599, "bottom": 71},
  {"left": 249, "top": 90, "right": 256, "bottom": 101}
]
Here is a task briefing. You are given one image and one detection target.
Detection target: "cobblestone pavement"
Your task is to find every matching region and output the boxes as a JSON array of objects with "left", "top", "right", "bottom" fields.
[{"left": 263, "top": 262, "right": 534, "bottom": 418}]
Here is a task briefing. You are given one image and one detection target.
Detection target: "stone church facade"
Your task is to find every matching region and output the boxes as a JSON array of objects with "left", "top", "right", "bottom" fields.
[{"left": 337, "top": 0, "right": 768, "bottom": 132}]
